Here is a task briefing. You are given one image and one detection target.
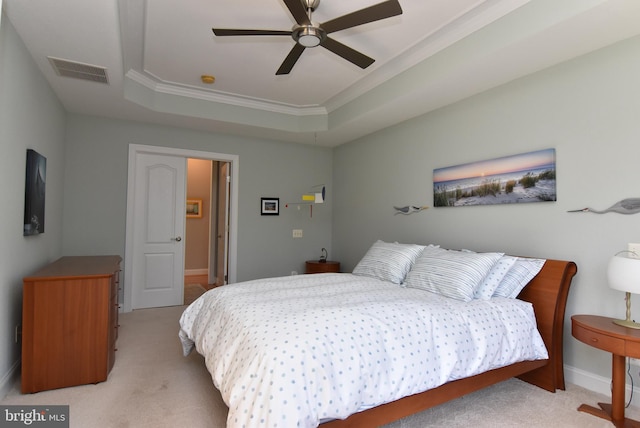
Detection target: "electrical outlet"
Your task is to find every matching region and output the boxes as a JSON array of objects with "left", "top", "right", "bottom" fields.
[
  {"left": 293, "top": 229, "right": 303, "bottom": 238},
  {"left": 629, "top": 243, "right": 640, "bottom": 258}
]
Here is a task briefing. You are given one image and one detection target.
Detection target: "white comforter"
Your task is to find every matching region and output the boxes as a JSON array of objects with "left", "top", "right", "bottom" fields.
[{"left": 179, "top": 273, "right": 547, "bottom": 428}]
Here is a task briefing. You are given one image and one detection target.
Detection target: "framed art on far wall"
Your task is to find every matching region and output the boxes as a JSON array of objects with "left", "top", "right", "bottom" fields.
[
  {"left": 186, "top": 199, "right": 203, "bottom": 218},
  {"left": 24, "top": 149, "right": 46, "bottom": 236},
  {"left": 261, "top": 198, "right": 279, "bottom": 215}
]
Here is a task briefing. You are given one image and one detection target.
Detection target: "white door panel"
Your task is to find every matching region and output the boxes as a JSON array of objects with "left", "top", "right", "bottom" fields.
[{"left": 132, "top": 153, "right": 185, "bottom": 309}]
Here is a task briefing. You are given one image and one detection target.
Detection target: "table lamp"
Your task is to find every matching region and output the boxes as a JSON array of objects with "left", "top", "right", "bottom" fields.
[{"left": 608, "top": 251, "right": 640, "bottom": 329}]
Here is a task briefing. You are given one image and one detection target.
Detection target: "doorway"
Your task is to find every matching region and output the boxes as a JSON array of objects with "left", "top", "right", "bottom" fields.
[
  {"left": 184, "top": 159, "right": 230, "bottom": 289},
  {"left": 123, "top": 144, "right": 238, "bottom": 312}
]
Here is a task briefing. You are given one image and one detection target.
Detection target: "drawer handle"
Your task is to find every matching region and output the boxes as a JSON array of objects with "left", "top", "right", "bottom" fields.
[{"left": 590, "top": 337, "right": 599, "bottom": 343}]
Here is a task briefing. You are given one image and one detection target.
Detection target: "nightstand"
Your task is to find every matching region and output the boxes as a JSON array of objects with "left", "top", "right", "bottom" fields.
[
  {"left": 572, "top": 314, "right": 640, "bottom": 427},
  {"left": 305, "top": 260, "right": 340, "bottom": 274}
]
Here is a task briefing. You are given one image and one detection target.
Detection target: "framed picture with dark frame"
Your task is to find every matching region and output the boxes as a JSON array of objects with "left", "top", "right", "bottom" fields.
[
  {"left": 24, "top": 149, "right": 46, "bottom": 236},
  {"left": 261, "top": 197, "right": 279, "bottom": 216}
]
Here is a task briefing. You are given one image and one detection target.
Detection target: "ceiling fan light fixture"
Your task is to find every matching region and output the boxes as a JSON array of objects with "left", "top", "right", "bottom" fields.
[{"left": 293, "top": 25, "right": 325, "bottom": 47}]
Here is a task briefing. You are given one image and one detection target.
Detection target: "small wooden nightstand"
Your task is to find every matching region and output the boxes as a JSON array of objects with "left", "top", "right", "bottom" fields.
[
  {"left": 305, "top": 260, "right": 340, "bottom": 274},
  {"left": 572, "top": 314, "right": 640, "bottom": 427}
]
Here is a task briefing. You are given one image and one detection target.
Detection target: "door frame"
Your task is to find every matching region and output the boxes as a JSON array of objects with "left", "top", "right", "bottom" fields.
[
  {"left": 123, "top": 144, "right": 239, "bottom": 312},
  {"left": 210, "top": 161, "right": 230, "bottom": 286}
]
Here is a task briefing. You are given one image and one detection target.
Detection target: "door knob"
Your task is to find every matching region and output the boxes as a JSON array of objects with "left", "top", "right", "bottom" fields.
[{"left": 173, "top": 236, "right": 182, "bottom": 242}]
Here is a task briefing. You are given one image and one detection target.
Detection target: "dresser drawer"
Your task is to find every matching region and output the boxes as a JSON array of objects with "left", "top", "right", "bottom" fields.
[
  {"left": 305, "top": 261, "right": 340, "bottom": 274},
  {"left": 573, "top": 324, "right": 625, "bottom": 355}
]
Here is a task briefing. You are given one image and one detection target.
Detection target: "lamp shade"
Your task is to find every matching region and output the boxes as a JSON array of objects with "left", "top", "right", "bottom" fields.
[
  {"left": 608, "top": 253, "right": 640, "bottom": 294},
  {"left": 315, "top": 186, "right": 325, "bottom": 204}
]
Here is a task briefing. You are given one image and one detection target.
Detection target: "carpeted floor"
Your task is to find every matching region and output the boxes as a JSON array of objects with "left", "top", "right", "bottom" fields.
[
  {"left": 184, "top": 283, "right": 207, "bottom": 305},
  {"left": 3, "top": 305, "right": 640, "bottom": 427}
]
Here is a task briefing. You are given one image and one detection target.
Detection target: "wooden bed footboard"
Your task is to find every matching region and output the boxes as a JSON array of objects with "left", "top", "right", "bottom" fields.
[{"left": 323, "top": 258, "right": 577, "bottom": 428}]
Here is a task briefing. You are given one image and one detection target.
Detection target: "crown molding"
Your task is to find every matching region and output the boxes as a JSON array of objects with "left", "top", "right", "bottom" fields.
[{"left": 124, "top": 70, "right": 329, "bottom": 132}]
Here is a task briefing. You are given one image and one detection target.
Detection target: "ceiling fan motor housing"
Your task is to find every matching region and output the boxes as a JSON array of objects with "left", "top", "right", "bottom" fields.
[{"left": 292, "top": 24, "right": 326, "bottom": 47}]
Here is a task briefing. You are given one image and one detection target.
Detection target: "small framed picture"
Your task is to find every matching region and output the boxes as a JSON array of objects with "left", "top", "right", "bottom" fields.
[
  {"left": 186, "top": 199, "right": 203, "bottom": 218},
  {"left": 261, "top": 197, "right": 279, "bottom": 216}
]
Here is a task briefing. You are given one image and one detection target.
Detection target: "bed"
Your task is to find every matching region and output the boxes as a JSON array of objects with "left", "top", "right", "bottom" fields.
[{"left": 179, "top": 242, "right": 577, "bottom": 428}]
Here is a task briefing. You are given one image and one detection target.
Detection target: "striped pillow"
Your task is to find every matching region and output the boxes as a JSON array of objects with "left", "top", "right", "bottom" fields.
[
  {"left": 405, "top": 249, "right": 504, "bottom": 301},
  {"left": 492, "top": 258, "right": 546, "bottom": 298},
  {"left": 352, "top": 240, "right": 426, "bottom": 284}
]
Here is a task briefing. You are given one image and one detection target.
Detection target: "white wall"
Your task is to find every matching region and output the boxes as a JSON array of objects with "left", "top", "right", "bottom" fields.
[
  {"left": 0, "top": 12, "right": 66, "bottom": 396},
  {"left": 333, "top": 35, "right": 640, "bottom": 388},
  {"left": 61, "top": 114, "right": 334, "bottom": 282}
]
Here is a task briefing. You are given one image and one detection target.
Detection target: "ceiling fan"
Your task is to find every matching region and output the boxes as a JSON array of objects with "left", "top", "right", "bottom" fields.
[{"left": 212, "top": 0, "right": 403, "bottom": 75}]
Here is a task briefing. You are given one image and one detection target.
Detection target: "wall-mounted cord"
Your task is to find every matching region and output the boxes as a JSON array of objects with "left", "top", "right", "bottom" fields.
[{"left": 627, "top": 357, "right": 634, "bottom": 407}]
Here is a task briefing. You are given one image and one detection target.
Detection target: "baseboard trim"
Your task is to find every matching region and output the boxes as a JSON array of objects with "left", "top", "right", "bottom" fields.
[
  {"left": 185, "top": 269, "right": 208, "bottom": 276},
  {"left": 565, "top": 362, "right": 640, "bottom": 407},
  {"left": 0, "top": 359, "right": 20, "bottom": 400}
]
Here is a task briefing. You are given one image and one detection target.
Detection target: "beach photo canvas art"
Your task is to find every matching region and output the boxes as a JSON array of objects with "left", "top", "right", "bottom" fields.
[{"left": 433, "top": 148, "right": 556, "bottom": 207}]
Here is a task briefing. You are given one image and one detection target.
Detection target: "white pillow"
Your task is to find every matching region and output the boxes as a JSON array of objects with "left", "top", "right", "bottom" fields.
[
  {"left": 474, "top": 255, "right": 517, "bottom": 300},
  {"left": 352, "top": 240, "right": 426, "bottom": 284},
  {"left": 492, "top": 258, "right": 546, "bottom": 298},
  {"left": 405, "top": 249, "right": 504, "bottom": 301}
]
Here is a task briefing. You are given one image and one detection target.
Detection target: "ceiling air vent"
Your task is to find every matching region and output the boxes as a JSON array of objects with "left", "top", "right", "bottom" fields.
[{"left": 48, "top": 57, "right": 109, "bottom": 84}]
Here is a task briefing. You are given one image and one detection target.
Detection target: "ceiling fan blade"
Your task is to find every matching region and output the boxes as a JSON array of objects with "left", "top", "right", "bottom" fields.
[
  {"left": 213, "top": 28, "right": 292, "bottom": 36},
  {"left": 282, "top": 0, "right": 311, "bottom": 25},
  {"left": 276, "top": 44, "right": 306, "bottom": 75},
  {"left": 321, "top": 37, "right": 374, "bottom": 69},
  {"left": 321, "top": 0, "right": 402, "bottom": 34}
]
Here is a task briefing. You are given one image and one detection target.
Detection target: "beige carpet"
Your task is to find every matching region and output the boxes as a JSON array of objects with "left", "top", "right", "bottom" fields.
[
  {"left": 3, "top": 305, "right": 640, "bottom": 428},
  {"left": 184, "top": 283, "right": 207, "bottom": 305}
]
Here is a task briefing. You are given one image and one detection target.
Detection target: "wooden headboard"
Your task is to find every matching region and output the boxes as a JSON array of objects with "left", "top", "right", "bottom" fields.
[{"left": 323, "top": 257, "right": 578, "bottom": 427}]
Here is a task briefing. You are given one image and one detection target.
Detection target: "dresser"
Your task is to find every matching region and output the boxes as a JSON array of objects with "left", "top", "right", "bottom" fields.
[{"left": 22, "top": 255, "right": 122, "bottom": 393}]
